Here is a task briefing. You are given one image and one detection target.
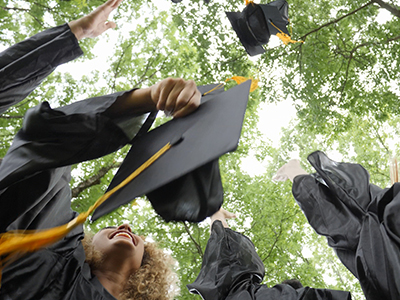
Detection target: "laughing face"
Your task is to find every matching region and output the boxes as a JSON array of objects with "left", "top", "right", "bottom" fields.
[{"left": 92, "top": 224, "right": 145, "bottom": 271}]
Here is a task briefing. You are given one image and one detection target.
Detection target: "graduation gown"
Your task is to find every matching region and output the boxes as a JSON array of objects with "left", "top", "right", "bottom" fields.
[
  {"left": 0, "top": 24, "right": 152, "bottom": 300},
  {"left": 292, "top": 151, "right": 400, "bottom": 300},
  {"left": 187, "top": 220, "right": 351, "bottom": 300}
]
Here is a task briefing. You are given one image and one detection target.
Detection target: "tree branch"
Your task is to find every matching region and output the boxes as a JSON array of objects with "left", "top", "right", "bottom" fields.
[
  {"left": 261, "top": 226, "right": 282, "bottom": 263},
  {"left": 372, "top": 124, "right": 390, "bottom": 153},
  {"left": 1, "top": 6, "right": 29, "bottom": 12},
  {"left": 339, "top": 34, "right": 400, "bottom": 101},
  {"left": 372, "top": 0, "right": 400, "bottom": 18},
  {"left": 110, "top": 25, "right": 155, "bottom": 91},
  {"left": 1, "top": 6, "right": 45, "bottom": 27},
  {"left": 133, "top": 55, "right": 166, "bottom": 89},
  {"left": 328, "top": 258, "right": 346, "bottom": 286},
  {"left": 132, "top": 51, "right": 160, "bottom": 88},
  {"left": 339, "top": 51, "right": 354, "bottom": 101},
  {"left": 0, "top": 115, "right": 24, "bottom": 119},
  {"left": 201, "top": 54, "right": 246, "bottom": 79},
  {"left": 300, "top": 1, "right": 374, "bottom": 40},
  {"left": 71, "top": 163, "right": 120, "bottom": 198},
  {"left": 261, "top": 209, "right": 299, "bottom": 263},
  {"left": 111, "top": 41, "right": 135, "bottom": 92},
  {"left": 183, "top": 221, "right": 203, "bottom": 258}
]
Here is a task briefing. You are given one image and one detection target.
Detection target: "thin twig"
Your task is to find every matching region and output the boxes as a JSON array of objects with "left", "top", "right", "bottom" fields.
[
  {"left": 71, "top": 163, "right": 121, "bottom": 198},
  {"left": 300, "top": 1, "right": 374, "bottom": 40},
  {"left": 183, "top": 222, "right": 203, "bottom": 258},
  {"left": 0, "top": 115, "right": 24, "bottom": 119},
  {"left": 372, "top": 124, "right": 390, "bottom": 153},
  {"left": 339, "top": 34, "right": 400, "bottom": 101}
]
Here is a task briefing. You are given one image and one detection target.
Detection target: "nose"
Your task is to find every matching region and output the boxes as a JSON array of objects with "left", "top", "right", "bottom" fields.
[{"left": 117, "top": 224, "right": 132, "bottom": 232}]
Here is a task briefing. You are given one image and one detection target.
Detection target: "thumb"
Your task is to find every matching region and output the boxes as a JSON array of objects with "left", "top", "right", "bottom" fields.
[{"left": 104, "top": 21, "right": 117, "bottom": 30}]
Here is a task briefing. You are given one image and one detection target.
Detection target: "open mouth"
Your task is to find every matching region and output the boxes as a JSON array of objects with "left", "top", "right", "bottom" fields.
[{"left": 109, "top": 231, "right": 137, "bottom": 246}]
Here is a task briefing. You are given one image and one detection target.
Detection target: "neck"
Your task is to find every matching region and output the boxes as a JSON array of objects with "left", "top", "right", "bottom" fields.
[
  {"left": 93, "top": 268, "right": 129, "bottom": 299},
  {"left": 93, "top": 256, "right": 134, "bottom": 299}
]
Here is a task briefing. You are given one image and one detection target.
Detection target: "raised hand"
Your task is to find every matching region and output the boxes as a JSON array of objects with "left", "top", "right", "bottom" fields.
[
  {"left": 68, "top": 0, "right": 124, "bottom": 41},
  {"left": 218, "top": 208, "right": 236, "bottom": 220},
  {"left": 272, "top": 159, "right": 308, "bottom": 182},
  {"left": 210, "top": 207, "right": 236, "bottom": 229},
  {"left": 149, "top": 78, "right": 201, "bottom": 118}
]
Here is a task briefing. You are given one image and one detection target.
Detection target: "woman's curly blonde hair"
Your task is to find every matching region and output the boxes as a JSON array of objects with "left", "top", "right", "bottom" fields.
[{"left": 82, "top": 233, "right": 179, "bottom": 300}]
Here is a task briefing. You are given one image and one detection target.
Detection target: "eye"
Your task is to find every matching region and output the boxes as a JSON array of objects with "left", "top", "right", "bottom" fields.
[{"left": 100, "top": 226, "right": 117, "bottom": 231}]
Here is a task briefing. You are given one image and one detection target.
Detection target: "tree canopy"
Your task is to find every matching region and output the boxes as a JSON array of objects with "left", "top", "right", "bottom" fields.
[{"left": 2, "top": 0, "right": 400, "bottom": 298}]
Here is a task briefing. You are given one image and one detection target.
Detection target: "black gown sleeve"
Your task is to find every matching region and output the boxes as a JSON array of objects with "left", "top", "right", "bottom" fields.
[
  {"left": 188, "top": 221, "right": 352, "bottom": 300},
  {"left": 292, "top": 151, "right": 400, "bottom": 300},
  {"left": 187, "top": 220, "right": 265, "bottom": 300},
  {"left": 0, "top": 93, "right": 152, "bottom": 233},
  {"left": 0, "top": 25, "right": 152, "bottom": 300},
  {"left": 0, "top": 24, "right": 153, "bottom": 233},
  {"left": 0, "top": 23, "right": 83, "bottom": 114}
]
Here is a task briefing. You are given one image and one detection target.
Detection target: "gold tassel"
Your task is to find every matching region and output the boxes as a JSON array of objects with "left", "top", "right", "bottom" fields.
[
  {"left": 0, "top": 142, "right": 173, "bottom": 286},
  {"left": 270, "top": 21, "right": 304, "bottom": 45},
  {"left": 276, "top": 32, "right": 304, "bottom": 45},
  {"left": 229, "top": 76, "right": 259, "bottom": 92},
  {"left": 203, "top": 76, "right": 259, "bottom": 96}
]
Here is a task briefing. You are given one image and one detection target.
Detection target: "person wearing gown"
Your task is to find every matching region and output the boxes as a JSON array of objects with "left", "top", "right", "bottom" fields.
[
  {"left": 187, "top": 208, "right": 352, "bottom": 300},
  {"left": 274, "top": 152, "right": 400, "bottom": 300},
  {"left": 0, "top": 1, "right": 201, "bottom": 299}
]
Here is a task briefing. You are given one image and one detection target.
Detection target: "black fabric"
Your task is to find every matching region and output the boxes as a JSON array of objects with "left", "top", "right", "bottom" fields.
[
  {"left": 0, "top": 25, "right": 150, "bottom": 300},
  {"left": 0, "top": 24, "right": 83, "bottom": 115},
  {"left": 261, "top": 0, "right": 289, "bottom": 36},
  {"left": 292, "top": 151, "right": 400, "bottom": 300},
  {"left": 93, "top": 81, "right": 250, "bottom": 222},
  {"left": 187, "top": 221, "right": 351, "bottom": 300},
  {"left": 147, "top": 159, "right": 223, "bottom": 222},
  {"left": 226, "top": 0, "right": 290, "bottom": 56}
]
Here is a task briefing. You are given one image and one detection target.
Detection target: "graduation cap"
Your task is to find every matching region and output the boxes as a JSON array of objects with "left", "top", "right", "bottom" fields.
[
  {"left": 0, "top": 81, "right": 251, "bottom": 280},
  {"left": 226, "top": 0, "right": 292, "bottom": 56},
  {"left": 91, "top": 80, "right": 252, "bottom": 222}
]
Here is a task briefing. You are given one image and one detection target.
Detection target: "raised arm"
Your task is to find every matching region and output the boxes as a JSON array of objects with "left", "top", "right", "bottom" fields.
[
  {"left": 273, "top": 159, "right": 308, "bottom": 182},
  {"left": 209, "top": 207, "right": 236, "bottom": 230},
  {"left": 68, "top": 0, "right": 123, "bottom": 41},
  {"left": 0, "top": 25, "right": 82, "bottom": 114},
  {"left": 0, "top": 0, "right": 123, "bottom": 114},
  {"left": 0, "top": 76, "right": 201, "bottom": 228},
  {"left": 105, "top": 77, "right": 201, "bottom": 119},
  {"left": 188, "top": 208, "right": 264, "bottom": 299}
]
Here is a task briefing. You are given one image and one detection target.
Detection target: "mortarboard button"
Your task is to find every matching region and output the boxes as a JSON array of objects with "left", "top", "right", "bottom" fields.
[
  {"left": 91, "top": 81, "right": 251, "bottom": 222},
  {"left": 226, "top": 0, "right": 290, "bottom": 56}
]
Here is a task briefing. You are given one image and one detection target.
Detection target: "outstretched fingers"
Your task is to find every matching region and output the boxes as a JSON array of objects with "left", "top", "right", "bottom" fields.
[
  {"left": 273, "top": 159, "right": 308, "bottom": 182},
  {"left": 69, "top": 0, "right": 124, "bottom": 40},
  {"left": 103, "top": 0, "right": 124, "bottom": 11}
]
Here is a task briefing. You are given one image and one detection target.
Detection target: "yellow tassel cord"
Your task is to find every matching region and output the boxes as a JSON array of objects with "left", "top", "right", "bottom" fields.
[
  {"left": 203, "top": 76, "right": 259, "bottom": 96},
  {"left": 0, "top": 142, "right": 172, "bottom": 286},
  {"left": 390, "top": 156, "right": 399, "bottom": 185},
  {"left": 270, "top": 21, "right": 304, "bottom": 45}
]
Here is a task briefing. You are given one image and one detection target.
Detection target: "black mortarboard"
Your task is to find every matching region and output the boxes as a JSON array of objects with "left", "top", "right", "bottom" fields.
[
  {"left": 226, "top": 0, "right": 289, "bottom": 56},
  {"left": 91, "top": 81, "right": 251, "bottom": 222}
]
